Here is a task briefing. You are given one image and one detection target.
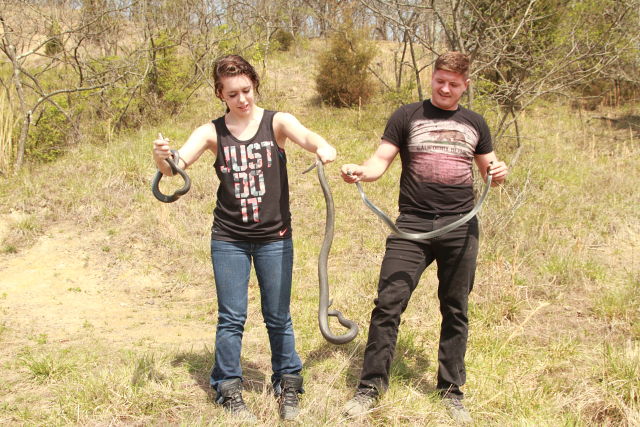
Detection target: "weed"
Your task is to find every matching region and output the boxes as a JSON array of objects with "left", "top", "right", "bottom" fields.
[
  {"left": 600, "top": 342, "right": 640, "bottom": 406},
  {"left": 1, "top": 244, "right": 17, "bottom": 254},
  {"left": 82, "top": 320, "right": 94, "bottom": 329},
  {"left": 32, "top": 333, "right": 48, "bottom": 345},
  {"left": 131, "top": 353, "right": 167, "bottom": 389},
  {"left": 14, "top": 216, "right": 42, "bottom": 237},
  {"left": 19, "top": 350, "right": 73, "bottom": 382},
  {"left": 593, "top": 273, "right": 640, "bottom": 324}
]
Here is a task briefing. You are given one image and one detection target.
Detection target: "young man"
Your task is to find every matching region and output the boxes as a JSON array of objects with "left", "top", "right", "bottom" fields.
[{"left": 341, "top": 51, "right": 508, "bottom": 424}]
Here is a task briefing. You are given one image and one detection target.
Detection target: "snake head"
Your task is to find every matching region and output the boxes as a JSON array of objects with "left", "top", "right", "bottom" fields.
[{"left": 486, "top": 160, "right": 494, "bottom": 176}]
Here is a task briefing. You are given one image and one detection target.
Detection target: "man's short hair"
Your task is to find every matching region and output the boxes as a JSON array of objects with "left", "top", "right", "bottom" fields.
[{"left": 434, "top": 52, "right": 470, "bottom": 78}]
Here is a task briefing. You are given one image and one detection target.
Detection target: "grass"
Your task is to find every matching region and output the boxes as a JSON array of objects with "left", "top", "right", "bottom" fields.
[{"left": 0, "top": 44, "right": 638, "bottom": 425}]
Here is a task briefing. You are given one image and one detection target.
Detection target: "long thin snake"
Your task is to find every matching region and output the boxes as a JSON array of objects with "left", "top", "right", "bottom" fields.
[
  {"left": 304, "top": 161, "right": 359, "bottom": 345},
  {"left": 352, "top": 168, "right": 493, "bottom": 242}
]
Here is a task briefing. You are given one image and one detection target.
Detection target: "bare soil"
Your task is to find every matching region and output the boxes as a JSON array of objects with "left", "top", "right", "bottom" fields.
[{"left": 0, "top": 214, "right": 211, "bottom": 347}]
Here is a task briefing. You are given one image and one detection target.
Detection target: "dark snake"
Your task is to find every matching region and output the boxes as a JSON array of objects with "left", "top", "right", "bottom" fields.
[
  {"left": 152, "top": 146, "right": 191, "bottom": 203},
  {"left": 352, "top": 166, "right": 493, "bottom": 242},
  {"left": 304, "top": 160, "right": 359, "bottom": 345},
  {"left": 305, "top": 161, "right": 493, "bottom": 345}
]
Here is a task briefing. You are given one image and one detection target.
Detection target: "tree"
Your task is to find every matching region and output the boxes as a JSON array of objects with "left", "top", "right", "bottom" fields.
[
  {"left": 359, "top": 0, "right": 640, "bottom": 155},
  {"left": 0, "top": 0, "right": 230, "bottom": 170},
  {"left": 0, "top": 3, "right": 123, "bottom": 171}
]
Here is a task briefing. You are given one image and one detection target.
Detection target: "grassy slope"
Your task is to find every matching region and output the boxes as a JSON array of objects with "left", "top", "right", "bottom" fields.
[{"left": 0, "top": 43, "right": 638, "bottom": 425}]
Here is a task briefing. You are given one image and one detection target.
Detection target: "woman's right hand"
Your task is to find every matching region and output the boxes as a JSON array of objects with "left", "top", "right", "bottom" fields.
[
  {"left": 341, "top": 164, "right": 363, "bottom": 183},
  {"left": 153, "top": 133, "right": 177, "bottom": 175},
  {"left": 153, "top": 134, "right": 172, "bottom": 167}
]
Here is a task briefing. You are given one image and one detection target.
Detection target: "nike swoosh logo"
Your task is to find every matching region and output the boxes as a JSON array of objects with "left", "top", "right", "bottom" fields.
[{"left": 279, "top": 228, "right": 288, "bottom": 237}]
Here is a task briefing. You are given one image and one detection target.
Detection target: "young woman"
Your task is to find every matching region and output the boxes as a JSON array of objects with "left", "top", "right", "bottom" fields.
[{"left": 152, "top": 55, "right": 336, "bottom": 422}]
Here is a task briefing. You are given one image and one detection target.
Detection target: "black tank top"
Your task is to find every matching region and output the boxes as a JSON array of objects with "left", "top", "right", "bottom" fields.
[{"left": 211, "top": 110, "right": 292, "bottom": 242}]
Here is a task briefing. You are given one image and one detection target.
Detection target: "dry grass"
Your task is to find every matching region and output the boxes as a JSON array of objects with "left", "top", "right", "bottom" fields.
[{"left": 0, "top": 42, "right": 638, "bottom": 426}]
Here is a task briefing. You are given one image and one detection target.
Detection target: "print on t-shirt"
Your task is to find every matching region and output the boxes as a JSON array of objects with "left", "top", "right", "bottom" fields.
[
  {"left": 407, "top": 119, "right": 478, "bottom": 186},
  {"left": 219, "top": 140, "right": 276, "bottom": 223}
]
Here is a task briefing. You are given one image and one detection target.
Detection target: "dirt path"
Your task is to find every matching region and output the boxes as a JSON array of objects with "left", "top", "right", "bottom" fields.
[{"left": 0, "top": 216, "right": 211, "bottom": 347}]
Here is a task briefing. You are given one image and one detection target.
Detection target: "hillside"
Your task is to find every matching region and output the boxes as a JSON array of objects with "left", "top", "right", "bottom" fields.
[{"left": 0, "top": 44, "right": 639, "bottom": 426}]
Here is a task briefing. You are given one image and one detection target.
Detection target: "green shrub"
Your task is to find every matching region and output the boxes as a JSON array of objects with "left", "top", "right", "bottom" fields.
[
  {"left": 382, "top": 82, "right": 418, "bottom": 106},
  {"left": 27, "top": 104, "right": 72, "bottom": 162},
  {"left": 273, "top": 29, "right": 294, "bottom": 51},
  {"left": 145, "top": 31, "right": 198, "bottom": 115},
  {"left": 45, "top": 21, "right": 63, "bottom": 56},
  {"left": 79, "top": 55, "right": 146, "bottom": 131},
  {"left": 315, "top": 26, "right": 377, "bottom": 107}
]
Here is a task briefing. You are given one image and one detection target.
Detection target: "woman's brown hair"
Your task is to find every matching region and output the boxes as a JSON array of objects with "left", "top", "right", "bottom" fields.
[{"left": 213, "top": 55, "right": 260, "bottom": 99}]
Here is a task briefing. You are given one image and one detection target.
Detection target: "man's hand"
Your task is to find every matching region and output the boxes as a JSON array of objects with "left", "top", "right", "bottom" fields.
[
  {"left": 341, "top": 164, "right": 363, "bottom": 183},
  {"left": 488, "top": 160, "right": 508, "bottom": 185}
]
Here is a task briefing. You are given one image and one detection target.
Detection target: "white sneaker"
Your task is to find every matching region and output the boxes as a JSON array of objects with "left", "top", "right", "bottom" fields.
[
  {"left": 442, "top": 397, "right": 473, "bottom": 425},
  {"left": 343, "top": 387, "right": 379, "bottom": 417}
]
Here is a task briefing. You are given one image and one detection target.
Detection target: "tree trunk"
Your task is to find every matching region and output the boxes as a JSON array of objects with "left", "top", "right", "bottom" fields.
[
  {"left": 408, "top": 34, "right": 423, "bottom": 100},
  {"left": 1, "top": 16, "right": 31, "bottom": 172}
]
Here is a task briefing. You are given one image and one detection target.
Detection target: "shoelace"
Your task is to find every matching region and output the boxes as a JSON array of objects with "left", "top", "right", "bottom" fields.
[
  {"left": 446, "top": 398, "right": 465, "bottom": 410},
  {"left": 226, "top": 392, "right": 247, "bottom": 412},
  {"left": 281, "top": 387, "right": 299, "bottom": 406},
  {"left": 354, "top": 390, "right": 376, "bottom": 404}
]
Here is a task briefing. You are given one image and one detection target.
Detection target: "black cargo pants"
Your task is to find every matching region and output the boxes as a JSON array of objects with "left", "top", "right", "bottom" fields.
[{"left": 358, "top": 212, "right": 479, "bottom": 399}]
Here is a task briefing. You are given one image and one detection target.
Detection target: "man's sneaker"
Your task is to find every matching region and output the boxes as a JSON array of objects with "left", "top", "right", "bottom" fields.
[
  {"left": 218, "top": 378, "right": 257, "bottom": 422},
  {"left": 442, "top": 397, "right": 473, "bottom": 425},
  {"left": 278, "top": 373, "right": 303, "bottom": 420},
  {"left": 343, "top": 387, "right": 379, "bottom": 417}
]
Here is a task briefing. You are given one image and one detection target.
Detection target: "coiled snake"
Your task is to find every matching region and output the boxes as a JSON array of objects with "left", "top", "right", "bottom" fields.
[{"left": 151, "top": 135, "right": 191, "bottom": 203}]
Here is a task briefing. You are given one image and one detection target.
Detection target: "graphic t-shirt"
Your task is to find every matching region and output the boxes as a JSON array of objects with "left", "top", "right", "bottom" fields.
[
  {"left": 211, "top": 110, "right": 291, "bottom": 241},
  {"left": 382, "top": 100, "right": 493, "bottom": 214}
]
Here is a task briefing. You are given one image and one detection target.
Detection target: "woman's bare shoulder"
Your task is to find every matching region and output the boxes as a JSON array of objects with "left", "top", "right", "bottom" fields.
[{"left": 191, "top": 121, "right": 218, "bottom": 146}]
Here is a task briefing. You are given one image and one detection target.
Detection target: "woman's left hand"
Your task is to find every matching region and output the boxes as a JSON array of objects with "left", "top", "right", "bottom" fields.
[{"left": 316, "top": 144, "right": 337, "bottom": 164}]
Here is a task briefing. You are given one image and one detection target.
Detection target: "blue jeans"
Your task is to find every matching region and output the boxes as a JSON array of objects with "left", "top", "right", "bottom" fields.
[{"left": 209, "top": 238, "right": 302, "bottom": 394}]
